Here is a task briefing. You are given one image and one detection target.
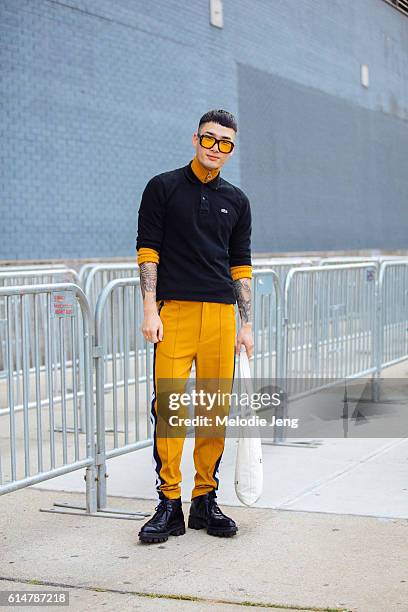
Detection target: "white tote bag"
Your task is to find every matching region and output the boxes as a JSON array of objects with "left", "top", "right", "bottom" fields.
[{"left": 234, "top": 351, "right": 263, "bottom": 506}]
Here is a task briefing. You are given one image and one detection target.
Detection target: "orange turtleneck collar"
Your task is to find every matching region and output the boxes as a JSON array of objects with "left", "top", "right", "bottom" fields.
[{"left": 190, "top": 155, "right": 220, "bottom": 183}]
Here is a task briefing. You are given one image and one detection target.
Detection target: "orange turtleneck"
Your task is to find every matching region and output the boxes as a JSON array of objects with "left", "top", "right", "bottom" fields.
[
  {"left": 137, "top": 156, "right": 252, "bottom": 282},
  {"left": 190, "top": 154, "right": 220, "bottom": 183}
]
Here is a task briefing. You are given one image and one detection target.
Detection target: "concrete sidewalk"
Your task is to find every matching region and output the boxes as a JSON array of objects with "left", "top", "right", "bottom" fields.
[{"left": 1, "top": 488, "right": 407, "bottom": 612}]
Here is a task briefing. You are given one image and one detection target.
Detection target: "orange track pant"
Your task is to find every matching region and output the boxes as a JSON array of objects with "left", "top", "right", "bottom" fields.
[{"left": 151, "top": 299, "right": 236, "bottom": 500}]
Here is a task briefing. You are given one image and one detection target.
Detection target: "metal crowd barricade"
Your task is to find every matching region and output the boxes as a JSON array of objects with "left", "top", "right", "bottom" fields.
[
  {"left": 78, "top": 263, "right": 96, "bottom": 289},
  {"left": 318, "top": 256, "right": 377, "bottom": 265},
  {"left": 0, "top": 283, "right": 96, "bottom": 514},
  {"left": 83, "top": 263, "right": 139, "bottom": 312},
  {"left": 93, "top": 277, "right": 152, "bottom": 518},
  {"left": 253, "top": 257, "right": 316, "bottom": 267},
  {"left": 251, "top": 269, "right": 282, "bottom": 383},
  {"left": 378, "top": 260, "right": 408, "bottom": 372},
  {"left": 1, "top": 269, "right": 81, "bottom": 377},
  {"left": 319, "top": 255, "right": 408, "bottom": 266},
  {"left": 274, "top": 262, "right": 380, "bottom": 446},
  {"left": 0, "top": 268, "right": 87, "bottom": 431},
  {"left": 253, "top": 257, "right": 316, "bottom": 288},
  {"left": 86, "top": 267, "right": 142, "bottom": 398},
  {"left": 0, "top": 268, "right": 79, "bottom": 288},
  {"left": 0, "top": 264, "right": 68, "bottom": 273},
  {"left": 247, "top": 269, "right": 285, "bottom": 446},
  {"left": 78, "top": 263, "right": 116, "bottom": 291},
  {"left": 79, "top": 262, "right": 137, "bottom": 291}
]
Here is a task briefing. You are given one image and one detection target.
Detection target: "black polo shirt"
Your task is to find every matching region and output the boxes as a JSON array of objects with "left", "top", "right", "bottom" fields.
[{"left": 136, "top": 160, "right": 252, "bottom": 304}]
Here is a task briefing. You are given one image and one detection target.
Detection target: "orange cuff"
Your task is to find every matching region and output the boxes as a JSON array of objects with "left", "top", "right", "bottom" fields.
[
  {"left": 137, "top": 247, "right": 160, "bottom": 265},
  {"left": 230, "top": 265, "right": 252, "bottom": 281}
]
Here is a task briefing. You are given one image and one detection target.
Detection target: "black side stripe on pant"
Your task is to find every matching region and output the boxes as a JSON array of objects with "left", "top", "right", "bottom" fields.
[
  {"left": 212, "top": 347, "right": 237, "bottom": 490},
  {"left": 151, "top": 301, "right": 165, "bottom": 494}
]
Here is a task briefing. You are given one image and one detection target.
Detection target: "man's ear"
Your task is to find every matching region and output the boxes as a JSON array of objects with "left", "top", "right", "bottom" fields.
[{"left": 192, "top": 132, "right": 198, "bottom": 146}]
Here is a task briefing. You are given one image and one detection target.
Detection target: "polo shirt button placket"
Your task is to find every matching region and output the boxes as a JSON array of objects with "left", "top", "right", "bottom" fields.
[{"left": 200, "top": 188, "right": 209, "bottom": 215}]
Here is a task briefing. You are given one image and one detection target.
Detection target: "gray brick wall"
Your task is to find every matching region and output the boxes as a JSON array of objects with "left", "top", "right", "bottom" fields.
[{"left": 1, "top": 0, "right": 407, "bottom": 259}]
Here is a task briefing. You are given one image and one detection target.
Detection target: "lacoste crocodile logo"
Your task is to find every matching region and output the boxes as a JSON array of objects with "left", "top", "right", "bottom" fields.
[{"left": 220, "top": 208, "right": 228, "bottom": 214}]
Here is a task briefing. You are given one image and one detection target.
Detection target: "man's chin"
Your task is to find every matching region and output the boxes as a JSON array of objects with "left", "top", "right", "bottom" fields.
[{"left": 201, "top": 157, "right": 221, "bottom": 170}]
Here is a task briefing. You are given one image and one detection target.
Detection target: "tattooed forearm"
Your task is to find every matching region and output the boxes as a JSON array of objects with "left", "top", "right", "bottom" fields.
[
  {"left": 139, "top": 262, "right": 157, "bottom": 301},
  {"left": 233, "top": 278, "right": 252, "bottom": 325}
]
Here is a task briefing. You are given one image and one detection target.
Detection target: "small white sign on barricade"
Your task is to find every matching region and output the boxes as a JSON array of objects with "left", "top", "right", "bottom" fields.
[{"left": 51, "top": 290, "right": 75, "bottom": 318}]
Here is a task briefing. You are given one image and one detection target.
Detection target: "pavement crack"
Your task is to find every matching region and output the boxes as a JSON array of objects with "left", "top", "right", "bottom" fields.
[{"left": 0, "top": 575, "right": 351, "bottom": 611}]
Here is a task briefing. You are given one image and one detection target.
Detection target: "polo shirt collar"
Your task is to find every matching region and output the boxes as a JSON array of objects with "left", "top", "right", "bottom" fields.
[{"left": 183, "top": 159, "right": 221, "bottom": 190}]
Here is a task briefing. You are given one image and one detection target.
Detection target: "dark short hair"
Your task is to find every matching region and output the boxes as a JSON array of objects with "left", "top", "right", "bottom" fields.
[{"left": 198, "top": 109, "right": 238, "bottom": 133}]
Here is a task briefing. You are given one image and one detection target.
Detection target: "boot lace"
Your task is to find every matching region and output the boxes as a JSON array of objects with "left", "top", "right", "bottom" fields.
[
  {"left": 152, "top": 499, "right": 167, "bottom": 516},
  {"left": 208, "top": 492, "right": 223, "bottom": 516}
]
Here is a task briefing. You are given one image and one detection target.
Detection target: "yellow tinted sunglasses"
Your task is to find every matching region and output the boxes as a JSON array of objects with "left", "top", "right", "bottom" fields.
[{"left": 198, "top": 133, "right": 235, "bottom": 154}]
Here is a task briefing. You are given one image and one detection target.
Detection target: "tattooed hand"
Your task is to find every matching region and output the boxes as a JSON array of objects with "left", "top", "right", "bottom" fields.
[
  {"left": 139, "top": 262, "right": 163, "bottom": 343},
  {"left": 233, "top": 277, "right": 254, "bottom": 358}
]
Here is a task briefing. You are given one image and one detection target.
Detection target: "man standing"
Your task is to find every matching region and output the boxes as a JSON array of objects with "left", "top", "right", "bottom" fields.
[{"left": 136, "top": 109, "right": 253, "bottom": 544}]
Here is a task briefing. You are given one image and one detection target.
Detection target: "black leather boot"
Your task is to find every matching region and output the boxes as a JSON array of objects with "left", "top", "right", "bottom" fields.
[
  {"left": 188, "top": 490, "right": 238, "bottom": 537},
  {"left": 138, "top": 494, "right": 185, "bottom": 544}
]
